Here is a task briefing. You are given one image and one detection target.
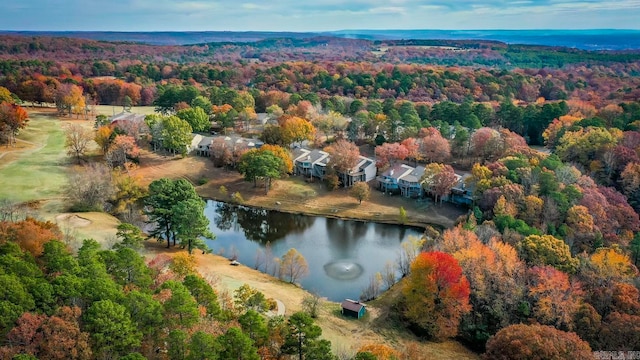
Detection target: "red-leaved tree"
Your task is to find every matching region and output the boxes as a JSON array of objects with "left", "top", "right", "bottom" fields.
[{"left": 402, "top": 251, "right": 471, "bottom": 339}]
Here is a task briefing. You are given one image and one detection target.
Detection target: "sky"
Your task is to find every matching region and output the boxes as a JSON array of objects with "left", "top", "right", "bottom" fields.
[{"left": 2, "top": 0, "right": 640, "bottom": 32}]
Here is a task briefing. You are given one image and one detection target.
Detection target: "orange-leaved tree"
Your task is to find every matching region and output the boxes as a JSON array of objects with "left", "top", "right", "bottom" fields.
[
  {"left": 402, "top": 251, "right": 471, "bottom": 339},
  {"left": 483, "top": 324, "right": 593, "bottom": 360}
]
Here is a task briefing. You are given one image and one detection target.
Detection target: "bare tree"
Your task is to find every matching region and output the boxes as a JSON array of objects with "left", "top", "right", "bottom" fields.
[
  {"left": 360, "top": 272, "right": 382, "bottom": 301},
  {"left": 396, "top": 235, "right": 425, "bottom": 278},
  {"left": 64, "top": 124, "right": 93, "bottom": 163},
  {"left": 65, "top": 163, "right": 113, "bottom": 212},
  {"left": 381, "top": 261, "right": 397, "bottom": 289}
]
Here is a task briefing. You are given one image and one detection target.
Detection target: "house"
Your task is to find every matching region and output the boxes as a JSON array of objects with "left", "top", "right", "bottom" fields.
[
  {"left": 340, "top": 156, "right": 377, "bottom": 187},
  {"left": 191, "top": 135, "right": 263, "bottom": 157},
  {"left": 341, "top": 299, "right": 366, "bottom": 319},
  {"left": 398, "top": 165, "right": 426, "bottom": 198},
  {"left": 444, "top": 173, "right": 475, "bottom": 206},
  {"left": 293, "top": 149, "right": 330, "bottom": 179},
  {"left": 376, "top": 164, "right": 414, "bottom": 194},
  {"left": 109, "top": 111, "right": 149, "bottom": 138},
  {"left": 293, "top": 148, "right": 377, "bottom": 187}
]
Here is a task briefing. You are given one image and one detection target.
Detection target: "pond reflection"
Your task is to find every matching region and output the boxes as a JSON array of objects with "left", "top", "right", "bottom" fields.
[{"left": 204, "top": 200, "right": 424, "bottom": 301}]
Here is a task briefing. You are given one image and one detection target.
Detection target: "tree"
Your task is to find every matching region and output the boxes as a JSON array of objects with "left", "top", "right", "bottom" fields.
[
  {"left": 106, "top": 135, "right": 140, "bottom": 168},
  {"left": 111, "top": 173, "right": 146, "bottom": 220},
  {"left": 325, "top": 139, "right": 361, "bottom": 186},
  {"left": 483, "top": 324, "right": 592, "bottom": 360},
  {"left": 519, "top": 235, "right": 578, "bottom": 273},
  {"left": 238, "top": 149, "right": 285, "bottom": 194},
  {"left": 94, "top": 125, "right": 113, "bottom": 154},
  {"left": 279, "top": 248, "right": 309, "bottom": 284},
  {"left": 375, "top": 142, "right": 408, "bottom": 169},
  {"left": 282, "top": 312, "right": 323, "bottom": 360},
  {"left": 280, "top": 116, "right": 315, "bottom": 146},
  {"left": 64, "top": 124, "right": 93, "bottom": 162},
  {"left": 188, "top": 331, "right": 219, "bottom": 360},
  {"left": 55, "top": 84, "right": 85, "bottom": 117},
  {"left": 419, "top": 127, "right": 451, "bottom": 163},
  {"left": 526, "top": 266, "right": 583, "bottom": 330},
  {"left": 234, "top": 284, "right": 269, "bottom": 314},
  {"left": 0, "top": 102, "right": 28, "bottom": 146},
  {"left": 356, "top": 344, "right": 400, "bottom": 360},
  {"left": 301, "top": 293, "right": 322, "bottom": 319},
  {"left": 183, "top": 274, "right": 221, "bottom": 319},
  {"left": 350, "top": 182, "right": 370, "bottom": 204},
  {"left": 260, "top": 144, "right": 293, "bottom": 174},
  {"left": 0, "top": 217, "right": 62, "bottom": 257},
  {"left": 172, "top": 198, "right": 214, "bottom": 254},
  {"left": 83, "top": 300, "right": 142, "bottom": 359},
  {"left": 402, "top": 251, "right": 471, "bottom": 339},
  {"left": 471, "top": 127, "right": 502, "bottom": 161},
  {"left": 144, "top": 178, "right": 202, "bottom": 248},
  {"left": 218, "top": 327, "right": 260, "bottom": 360},
  {"left": 161, "top": 280, "right": 200, "bottom": 328},
  {"left": 0, "top": 307, "right": 92, "bottom": 360},
  {"left": 239, "top": 310, "right": 268, "bottom": 346},
  {"left": 176, "top": 107, "right": 210, "bottom": 133},
  {"left": 65, "top": 163, "right": 113, "bottom": 211},
  {"left": 161, "top": 115, "right": 192, "bottom": 156},
  {"left": 421, "top": 163, "right": 458, "bottom": 204}
]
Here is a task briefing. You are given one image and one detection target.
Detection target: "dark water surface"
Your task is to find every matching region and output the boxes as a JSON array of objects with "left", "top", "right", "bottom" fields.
[{"left": 204, "top": 200, "right": 423, "bottom": 301}]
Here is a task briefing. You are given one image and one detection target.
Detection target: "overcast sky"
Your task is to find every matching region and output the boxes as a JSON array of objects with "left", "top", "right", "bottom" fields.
[{"left": 2, "top": 0, "right": 640, "bottom": 31}]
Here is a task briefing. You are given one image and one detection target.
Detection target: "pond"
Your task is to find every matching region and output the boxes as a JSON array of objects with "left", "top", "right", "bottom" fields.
[{"left": 204, "top": 200, "right": 424, "bottom": 302}]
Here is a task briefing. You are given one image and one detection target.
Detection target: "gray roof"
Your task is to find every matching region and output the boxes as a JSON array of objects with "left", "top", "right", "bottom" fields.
[
  {"left": 381, "top": 163, "right": 414, "bottom": 180},
  {"left": 401, "top": 165, "right": 426, "bottom": 184}
]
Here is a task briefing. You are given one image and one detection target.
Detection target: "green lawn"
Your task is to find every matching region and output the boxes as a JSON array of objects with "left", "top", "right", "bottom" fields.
[{"left": 0, "top": 115, "right": 69, "bottom": 202}]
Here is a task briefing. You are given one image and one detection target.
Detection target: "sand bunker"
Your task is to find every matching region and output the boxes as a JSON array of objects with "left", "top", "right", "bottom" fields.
[{"left": 55, "top": 213, "right": 92, "bottom": 227}]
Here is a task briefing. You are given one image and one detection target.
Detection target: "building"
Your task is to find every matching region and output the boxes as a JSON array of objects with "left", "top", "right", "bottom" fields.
[
  {"left": 398, "top": 165, "right": 426, "bottom": 198},
  {"left": 376, "top": 163, "right": 414, "bottom": 194},
  {"left": 444, "top": 173, "right": 475, "bottom": 206},
  {"left": 341, "top": 299, "right": 366, "bottom": 319},
  {"left": 292, "top": 148, "right": 376, "bottom": 187},
  {"left": 193, "top": 135, "right": 264, "bottom": 157}
]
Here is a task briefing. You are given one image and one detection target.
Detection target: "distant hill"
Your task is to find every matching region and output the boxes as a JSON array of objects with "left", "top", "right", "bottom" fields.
[{"left": 2, "top": 29, "right": 640, "bottom": 50}]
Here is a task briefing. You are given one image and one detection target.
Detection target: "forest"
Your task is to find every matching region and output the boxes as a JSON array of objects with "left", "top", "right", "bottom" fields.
[{"left": 1, "top": 33, "right": 640, "bottom": 359}]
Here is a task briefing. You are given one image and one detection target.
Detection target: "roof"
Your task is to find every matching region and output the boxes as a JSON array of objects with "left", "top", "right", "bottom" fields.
[
  {"left": 381, "top": 163, "right": 414, "bottom": 180},
  {"left": 109, "top": 112, "right": 146, "bottom": 124},
  {"left": 341, "top": 299, "right": 365, "bottom": 312},
  {"left": 401, "top": 165, "right": 426, "bottom": 184}
]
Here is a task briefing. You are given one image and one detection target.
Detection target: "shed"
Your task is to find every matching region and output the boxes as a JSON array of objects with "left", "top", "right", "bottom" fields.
[{"left": 341, "top": 299, "right": 366, "bottom": 319}]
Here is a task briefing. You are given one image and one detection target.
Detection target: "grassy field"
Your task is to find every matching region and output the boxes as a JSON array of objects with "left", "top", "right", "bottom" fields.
[{"left": 0, "top": 112, "right": 69, "bottom": 202}]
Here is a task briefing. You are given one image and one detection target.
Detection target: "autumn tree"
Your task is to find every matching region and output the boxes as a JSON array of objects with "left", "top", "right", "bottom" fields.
[
  {"left": 280, "top": 116, "right": 315, "bottom": 146},
  {"left": 350, "top": 182, "right": 370, "bottom": 204},
  {"left": 419, "top": 127, "right": 451, "bottom": 163},
  {"left": 105, "top": 134, "right": 140, "bottom": 168},
  {"left": 94, "top": 125, "right": 113, "bottom": 154},
  {"left": 0, "top": 217, "right": 63, "bottom": 257},
  {"left": 0, "top": 102, "right": 28, "bottom": 146},
  {"left": 55, "top": 84, "right": 85, "bottom": 118},
  {"left": 402, "top": 251, "right": 471, "bottom": 339},
  {"left": 421, "top": 163, "right": 458, "bottom": 203},
  {"left": 0, "top": 307, "right": 92, "bottom": 360},
  {"left": 64, "top": 124, "right": 93, "bottom": 162},
  {"left": 325, "top": 139, "right": 361, "bottom": 186},
  {"left": 526, "top": 266, "right": 583, "bottom": 330},
  {"left": 278, "top": 248, "right": 309, "bottom": 284},
  {"left": 483, "top": 324, "right": 592, "bottom": 360},
  {"left": 471, "top": 127, "right": 502, "bottom": 161},
  {"left": 375, "top": 142, "right": 408, "bottom": 169},
  {"left": 519, "top": 234, "right": 579, "bottom": 273},
  {"left": 260, "top": 144, "right": 293, "bottom": 174}
]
